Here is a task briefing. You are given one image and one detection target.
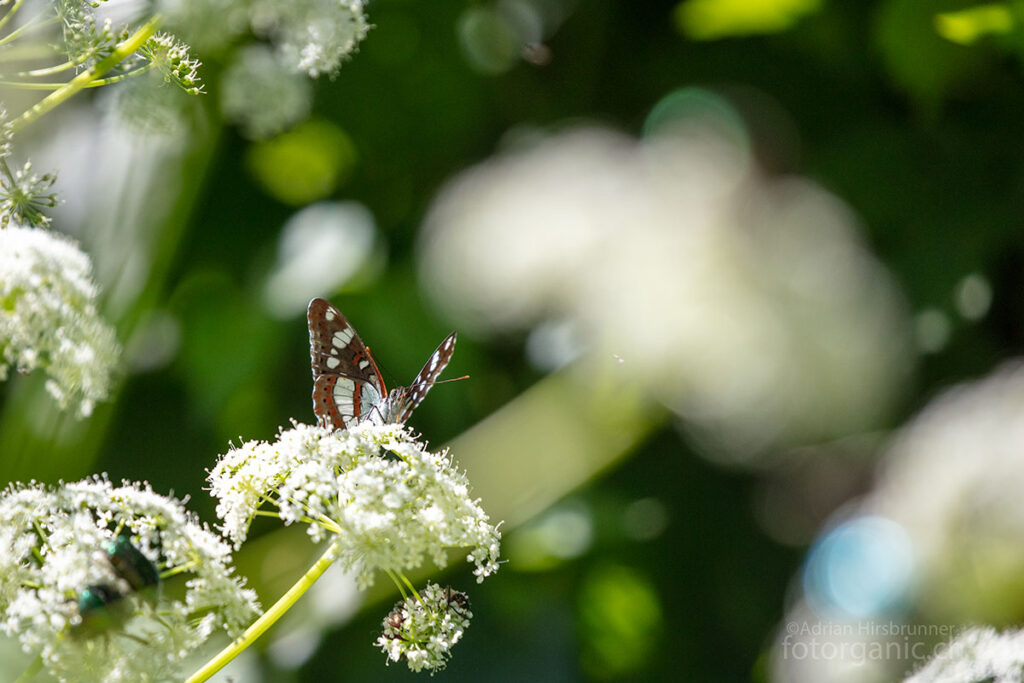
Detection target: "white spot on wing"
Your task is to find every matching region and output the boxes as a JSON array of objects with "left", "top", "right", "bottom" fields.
[
  {"left": 363, "top": 384, "right": 382, "bottom": 407},
  {"left": 333, "top": 328, "right": 354, "bottom": 347},
  {"left": 326, "top": 356, "right": 340, "bottom": 369},
  {"left": 334, "top": 379, "right": 356, "bottom": 408}
]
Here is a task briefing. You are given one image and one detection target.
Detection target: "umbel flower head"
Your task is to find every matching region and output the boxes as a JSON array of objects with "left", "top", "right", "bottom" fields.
[
  {"left": 249, "top": 0, "right": 370, "bottom": 78},
  {"left": 376, "top": 583, "right": 472, "bottom": 673},
  {"left": 904, "top": 626, "right": 1024, "bottom": 683},
  {"left": 55, "top": 0, "right": 119, "bottom": 70},
  {"left": 0, "top": 161, "right": 58, "bottom": 229},
  {"left": 138, "top": 32, "right": 204, "bottom": 95},
  {"left": 0, "top": 476, "right": 260, "bottom": 682},
  {"left": 208, "top": 422, "right": 502, "bottom": 588},
  {"left": 0, "top": 225, "right": 121, "bottom": 416}
]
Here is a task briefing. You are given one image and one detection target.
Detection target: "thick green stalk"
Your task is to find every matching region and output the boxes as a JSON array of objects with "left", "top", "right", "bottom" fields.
[
  {"left": 13, "top": 654, "right": 42, "bottom": 682},
  {"left": 9, "top": 15, "right": 162, "bottom": 134},
  {"left": 185, "top": 541, "right": 339, "bottom": 683}
]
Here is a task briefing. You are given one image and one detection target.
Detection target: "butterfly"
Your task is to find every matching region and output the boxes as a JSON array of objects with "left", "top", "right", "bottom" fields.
[{"left": 307, "top": 297, "right": 458, "bottom": 431}]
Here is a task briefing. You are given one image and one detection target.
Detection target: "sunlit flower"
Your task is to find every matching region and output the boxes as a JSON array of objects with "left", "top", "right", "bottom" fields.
[
  {"left": 250, "top": 0, "right": 370, "bottom": 77},
  {"left": 904, "top": 627, "right": 1024, "bottom": 683},
  {"left": 0, "top": 477, "right": 260, "bottom": 682},
  {"left": 419, "top": 122, "right": 912, "bottom": 460},
  {"left": 375, "top": 583, "right": 472, "bottom": 673},
  {"left": 0, "top": 225, "right": 120, "bottom": 416},
  {"left": 220, "top": 45, "right": 312, "bottom": 139},
  {"left": 208, "top": 422, "right": 501, "bottom": 588}
]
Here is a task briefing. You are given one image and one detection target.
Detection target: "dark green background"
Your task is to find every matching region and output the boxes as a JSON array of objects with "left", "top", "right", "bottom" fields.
[{"left": 5, "top": 0, "right": 1023, "bottom": 680}]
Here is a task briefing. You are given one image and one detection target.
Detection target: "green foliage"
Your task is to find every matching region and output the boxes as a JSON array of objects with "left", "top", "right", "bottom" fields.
[{"left": 4, "top": 0, "right": 1024, "bottom": 680}]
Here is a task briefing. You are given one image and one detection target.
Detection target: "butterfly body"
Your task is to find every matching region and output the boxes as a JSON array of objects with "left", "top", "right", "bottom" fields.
[{"left": 308, "top": 298, "right": 457, "bottom": 431}]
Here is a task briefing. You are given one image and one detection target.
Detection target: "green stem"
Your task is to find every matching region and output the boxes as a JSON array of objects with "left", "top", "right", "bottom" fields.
[
  {"left": 0, "top": 0, "right": 27, "bottom": 34},
  {"left": 9, "top": 15, "right": 162, "bottom": 135},
  {"left": 13, "top": 654, "right": 43, "bottom": 683},
  {"left": 0, "top": 66, "right": 152, "bottom": 90},
  {"left": 385, "top": 569, "right": 409, "bottom": 599},
  {"left": 159, "top": 558, "right": 200, "bottom": 580},
  {"left": 0, "top": 14, "right": 57, "bottom": 47},
  {"left": 16, "top": 60, "right": 79, "bottom": 77},
  {"left": 185, "top": 541, "right": 339, "bottom": 683},
  {"left": 0, "top": 158, "right": 16, "bottom": 186}
]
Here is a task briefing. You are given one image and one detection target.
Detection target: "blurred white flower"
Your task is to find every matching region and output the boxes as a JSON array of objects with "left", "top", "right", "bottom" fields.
[
  {"left": 904, "top": 627, "right": 1024, "bottom": 683},
  {"left": 221, "top": 45, "right": 312, "bottom": 140},
  {"left": 772, "top": 362, "right": 1024, "bottom": 682},
  {"left": 0, "top": 226, "right": 121, "bottom": 416},
  {"left": 250, "top": 0, "right": 370, "bottom": 78},
  {"left": 769, "top": 600, "right": 895, "bottom": 683},
  {"left": 419, "top": 123, "right": 912, "bottom": 459},
  {"left": 161, "top": 0, "right": 368, "bottom": 78},
  {"left": 866, "top": 361, "right": 1024, "bottom": 619},
  {"left": 376, "top": 583, "right": 472, "bottom": 673},
  {"left": 0, "top": 477, "right": 259, "bottom": 682},
  {"left": 159, "top": 0, "right": 253, "bottom": 55},
  {"left": 262, "top": 201, "right": 377, "bottom": 318},
  {"left": 208, "top": 422, "right": 502, "bottom": 588},
  {"left": 159, "top": 0, "right": 252, "bottom": 55}
]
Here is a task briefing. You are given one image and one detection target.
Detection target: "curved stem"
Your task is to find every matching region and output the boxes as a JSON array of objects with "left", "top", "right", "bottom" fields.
[
  {"left": 13, "top": 654, "right": 42, "bottom": 683},
  {"left": 185, "top": 541, "right": 339, "bottom": 683},
  {"left": 0, "top": 0, "right": 27, "bottom": 34},
  {"left": 0, "top": 14, "right": 56, "bottom": 47},
  {"left": 0, "top": 65, "right": 155, "bottom": 89},
  {"left": 9, "top": 15, "right": 162, "bottom": 135},
  {"left": 15, "top": 60, "right": 79, "bottom": 77}
]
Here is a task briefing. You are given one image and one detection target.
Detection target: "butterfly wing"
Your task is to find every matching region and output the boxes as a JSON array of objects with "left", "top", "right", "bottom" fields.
[
  {"left": 390, "top": 332, "right": 457, "bottom": 424},
  {"left": 307, "top": 298, "right": 387, "bottom": 430}
]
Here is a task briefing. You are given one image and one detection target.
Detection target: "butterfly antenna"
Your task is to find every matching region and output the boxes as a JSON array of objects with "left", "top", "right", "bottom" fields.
[{"left": 433, "top": 375, "right": 470, "bottom": 385}]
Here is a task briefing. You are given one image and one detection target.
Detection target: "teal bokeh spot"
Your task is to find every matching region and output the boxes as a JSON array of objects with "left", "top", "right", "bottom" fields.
[
  {"left": 643, "top": 87, "right": 750, "bottom": 151},
  {"left": 803, "top": 515, "right": 915, "bottom": 618}
]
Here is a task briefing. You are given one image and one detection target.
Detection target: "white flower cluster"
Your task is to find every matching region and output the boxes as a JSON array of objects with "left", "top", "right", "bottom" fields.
[
  {"left": 209, "top": 422, "right": 502, "bottom": 588},
  {"left": 866, "top": 361, "right": 1024, "bottom": 616},
  {"left": 164, "top": 0, "right": 369, "bottom": 79},
  {"left": 220, "top": 45, "right": 312, "bottom": 139},
  {"left": 376, "top": 583, "right": 472, "bottom": 673},
  {"left": 0, "top": 477, "right": 260, "bottom": 682},
  {"left": 250, "top": 0, "right": 370, "bottom": 78},
  {"left": 419, "top": 123, "right": 911, "bottom": 460},
  {"left": 0, "top": 226, "right": 121, "bottom": 417},
  {"left": 772, "top": 363, "right": 1024, "bottom": 683},
  {"left": 905, "top": 627, "right": 1024, "bottom": 683}
]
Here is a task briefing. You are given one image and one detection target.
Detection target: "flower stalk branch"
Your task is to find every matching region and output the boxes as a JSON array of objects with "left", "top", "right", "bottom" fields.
[
  {"left": 10, "top": 15, "right": 163, "bottom": 134},
  {"left": 186, "top": 540, "right": 340, "bottom": 683}
]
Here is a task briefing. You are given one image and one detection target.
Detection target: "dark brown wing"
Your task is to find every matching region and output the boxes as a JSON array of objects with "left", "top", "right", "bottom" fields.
[
  {"left": 307, "top": 298, "right": 387, "bottom": 429},
  {"left": 392, "top": 332, "right": 457, "bottom": 423}
]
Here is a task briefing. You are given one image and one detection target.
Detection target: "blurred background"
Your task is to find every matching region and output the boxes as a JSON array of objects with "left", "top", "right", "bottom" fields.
[{"left": 3, "top": 0, "right": 1024, "bottom": 680}]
